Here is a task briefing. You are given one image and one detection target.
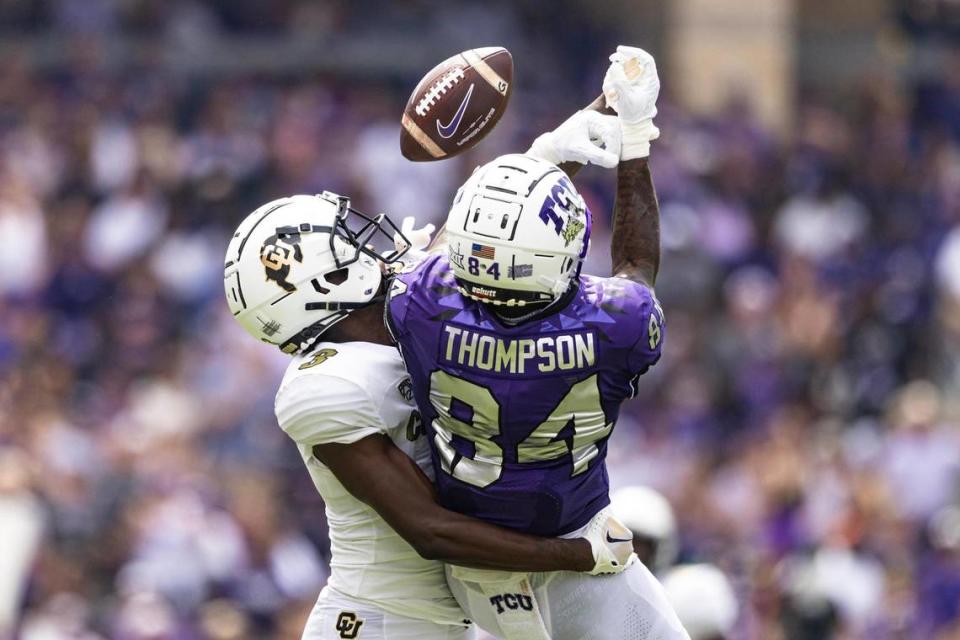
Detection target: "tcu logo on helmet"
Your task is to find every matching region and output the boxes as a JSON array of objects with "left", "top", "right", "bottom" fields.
[
  {"left": 538, "top": 176, "right": 587, "bottom": 247},
  {"left": 260, "top": 230, "right": 303, "bottom": 292}
]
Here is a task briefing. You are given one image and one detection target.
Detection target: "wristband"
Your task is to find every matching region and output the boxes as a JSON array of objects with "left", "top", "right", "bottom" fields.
[{"left": 620, "top": 119, "right": 660, "bottom": 160}]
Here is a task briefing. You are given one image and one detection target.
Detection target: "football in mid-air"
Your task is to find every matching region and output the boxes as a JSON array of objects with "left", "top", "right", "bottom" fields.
[{"left": 400, "top": 46, "right": 513, "bottom": 162}]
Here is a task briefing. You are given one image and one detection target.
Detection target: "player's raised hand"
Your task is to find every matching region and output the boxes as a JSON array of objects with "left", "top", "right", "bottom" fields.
[
  {"left": 527, "top": 109, "right": 621, "bottom": 169},
  {"left": 394, "top": 216, "right": 436, "bottom": 255},
  {"left": 602, "top": 45, "right": 661, "bottom": 159},
  {"left": 583, "top": 505, "right": 638, "bottom": 575}
]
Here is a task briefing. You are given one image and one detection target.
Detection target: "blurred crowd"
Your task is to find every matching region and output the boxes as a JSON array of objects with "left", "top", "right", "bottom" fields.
[{"left": 1, "top": 1, "right": 960, "bottom": 639}]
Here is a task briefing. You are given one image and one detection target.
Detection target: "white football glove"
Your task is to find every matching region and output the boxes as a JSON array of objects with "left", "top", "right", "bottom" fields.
[
  {"left": 394, "top": 216, "right": 436, "bottom": 257},
  {"left": 602, "top": 45, "right": 661, "bottom": 160},
  {"left": 583, "top": 505, "right": 637, "bottom": 575},
  {"left": 527, "top": 110, "right": 621, "bottom": 169}
]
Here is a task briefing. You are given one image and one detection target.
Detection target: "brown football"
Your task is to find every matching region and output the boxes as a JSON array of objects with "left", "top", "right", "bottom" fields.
[{"left": 400, "top": 46, "right": 513, "bottom": 162}]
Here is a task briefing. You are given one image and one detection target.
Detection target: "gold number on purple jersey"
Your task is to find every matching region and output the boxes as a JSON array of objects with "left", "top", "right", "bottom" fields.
[
  {"left": 429, "top": 370, "right": 503, "bottom": 487},
  {"left": 517, "top": 374, "right": 612, "bottom": 476},
  {"left": 428, "top": 370, "right": 610, "bottom": 486}
]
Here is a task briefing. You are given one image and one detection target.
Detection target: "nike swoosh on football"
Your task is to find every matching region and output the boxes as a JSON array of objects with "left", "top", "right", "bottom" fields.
[
  {"left": 436, "top": 83, "right": 475, "bottom": 139},
  {"left": 606, "top": 533, "right": 633, "bottom": 544}
]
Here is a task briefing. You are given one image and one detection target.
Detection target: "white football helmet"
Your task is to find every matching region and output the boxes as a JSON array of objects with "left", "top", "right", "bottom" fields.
[
  {"left": 223, "top": 192, "right": 408, "bottom": 354},
  {"left": 610, "top": 485, "right": 679, "bottom": 573},
  {"left": 661, "top": 564, "right": 738, "bottom": 640},
  {"left": 445, "top": 153, "right": 591, "bottom": 306}
]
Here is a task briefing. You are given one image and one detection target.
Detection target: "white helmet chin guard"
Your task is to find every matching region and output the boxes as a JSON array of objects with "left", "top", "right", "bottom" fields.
[
  {"left": 224, "top": 192, "right": 408, "bottom": 354},
  {"left": 445, "top": 153, "right": 592, "bottom": 307}
]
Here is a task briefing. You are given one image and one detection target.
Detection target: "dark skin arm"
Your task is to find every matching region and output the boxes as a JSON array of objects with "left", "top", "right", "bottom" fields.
[
  {"left": 313, "top": 434, "right": 595, "bottom": 572},
  {"left": 611, "top": 157, "right": 659, "bottom": 287},
  {"left": 554, "top": 93, "right": 660, "bottom": 286}
]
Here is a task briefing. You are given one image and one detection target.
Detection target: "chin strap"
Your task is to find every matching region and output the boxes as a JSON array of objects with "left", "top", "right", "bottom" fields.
[
  {"left": 304, "top": 300, "right": 373, "bottom": 311},
  {"left": 494, "top": 302, "right": 552, "bottom": 326},
  {"left": 305, "top": 293, "right": 386, "bottom": 313},
  {"left": 492, "top": 282, "right": 577, "bottom": 325},
  {"left": 279, "top": 312, "right": 349, "bottom": 354},
  {"left": 455, "top": 279, "right": 555, "bottom": 308},
  {"left": 280, "top": 294, "right": 386, "bottom": 354},
  {"left": 537, "top": 274, "right": 572, "bottom": 298}
]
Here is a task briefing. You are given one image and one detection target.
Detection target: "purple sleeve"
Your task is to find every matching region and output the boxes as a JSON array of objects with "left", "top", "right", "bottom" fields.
[
  {"left": 385, "top": 255, "right": 443, "bottom": 342},
  {"left": 620, "top": 280, "right": 666, "bottom": 376}
]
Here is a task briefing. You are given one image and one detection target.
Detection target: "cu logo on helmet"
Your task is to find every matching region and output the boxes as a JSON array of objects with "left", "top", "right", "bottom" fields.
[{"left": 260, "top": 231, "right": 303, "bottom": 292}]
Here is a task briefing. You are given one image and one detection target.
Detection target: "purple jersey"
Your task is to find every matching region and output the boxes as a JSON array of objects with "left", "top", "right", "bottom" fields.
[{"left": 387, "top": 255, "right": 664, "bottom": 535}]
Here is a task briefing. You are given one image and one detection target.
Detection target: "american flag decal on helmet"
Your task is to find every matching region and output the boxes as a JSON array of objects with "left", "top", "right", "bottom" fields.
[{"left": 471, "top": 243, "right": 495, "bottom": 259}]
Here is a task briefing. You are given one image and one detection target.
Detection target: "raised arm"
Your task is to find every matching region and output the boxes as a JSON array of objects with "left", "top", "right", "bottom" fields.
[
  {"left": 611, "top": 158, "right": 659, "bottom": 286},
  {"left": 314, "top": 434, "right": 629, "bottom": 573},
  {"left": 602, "top": 46, "right": 662, "bottom": 287}
]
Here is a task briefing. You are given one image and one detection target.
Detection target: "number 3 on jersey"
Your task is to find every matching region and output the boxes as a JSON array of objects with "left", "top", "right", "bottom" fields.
[{"left": 428, "top": 370, "right": 612, "bottom": 487}]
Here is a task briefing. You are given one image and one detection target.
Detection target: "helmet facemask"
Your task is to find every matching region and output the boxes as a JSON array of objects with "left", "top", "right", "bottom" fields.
[{"left": 324, "top": 192, "right": 409, "bottom": 269}]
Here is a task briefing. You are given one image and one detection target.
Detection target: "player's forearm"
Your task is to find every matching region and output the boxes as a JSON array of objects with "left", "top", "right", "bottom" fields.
[
  {"left": 313, "top": 435, "right": 594, "bottom": 572},
  {"left": 611, "top": 158, "right": 659, "bottom": 286},
  {"left": 416, "top": 512, "right": 594, "bottom": 572}
]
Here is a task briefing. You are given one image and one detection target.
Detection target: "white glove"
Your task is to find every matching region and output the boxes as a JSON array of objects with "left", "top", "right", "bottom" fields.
[
  {"left": 602, "top": 45, "right": 661, "bottom": 159},
  {"left": 527, "top": 110, "right": 621, "bottom": 169},
  {"left": 583, "top": 505, "right": 637, "bottom": 575},
  {"left": 394, "top": 216, "right": 436, "bottom": 256}
]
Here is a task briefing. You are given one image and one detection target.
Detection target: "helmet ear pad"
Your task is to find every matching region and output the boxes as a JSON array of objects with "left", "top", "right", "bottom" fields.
[
  {"left": 445, "top": 154, "right": 591, "bottom": 306},
  {"left": 224, "top": 192, "right": 403, "bottom": 354}
]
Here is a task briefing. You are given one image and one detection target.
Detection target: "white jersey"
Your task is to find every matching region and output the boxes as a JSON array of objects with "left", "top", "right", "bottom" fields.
[{"left": 274, "top": 341, "right": 466, "bottom": 626}]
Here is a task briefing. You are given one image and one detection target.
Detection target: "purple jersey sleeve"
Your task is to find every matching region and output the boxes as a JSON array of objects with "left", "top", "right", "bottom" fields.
[
  {"left": 588, "top": 276, "right": 665, "bottom": 381},
  {"left": 385, "top": 256, "right": 457, "bottom": 341},
  {"left": 386, "top": 256, "right": 665, "bottom": 536}
]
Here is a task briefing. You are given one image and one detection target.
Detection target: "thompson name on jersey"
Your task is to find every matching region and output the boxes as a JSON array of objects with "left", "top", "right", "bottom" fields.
[{"left": 387, "top": 254, "right": 665, "bottom": 537}]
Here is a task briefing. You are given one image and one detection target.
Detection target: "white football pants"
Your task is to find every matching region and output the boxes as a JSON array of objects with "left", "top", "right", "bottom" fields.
[
  {"left": 446, "top": 560, "right": 690, "bottom": 640},
  {"left": 301, "top": 586, "right": 476, "bottom": 640}
]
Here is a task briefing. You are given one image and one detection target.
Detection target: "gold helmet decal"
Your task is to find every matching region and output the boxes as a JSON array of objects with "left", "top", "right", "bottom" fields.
[
  {"left": 561, "top": 217, "right": 585, "bottom": 247},
  {"left": 260, "top": 230, "right": 303, "bottom": 292}
]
